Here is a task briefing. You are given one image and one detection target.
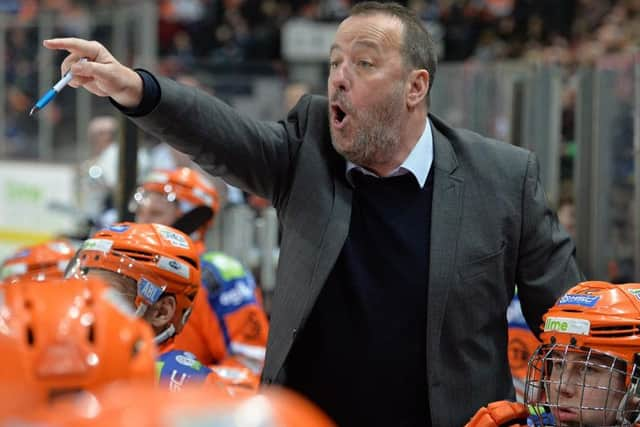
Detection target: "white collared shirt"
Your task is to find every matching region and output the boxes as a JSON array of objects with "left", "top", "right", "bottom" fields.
[{"left": 346, "top": 118, "right": 433, "bottom": 188}]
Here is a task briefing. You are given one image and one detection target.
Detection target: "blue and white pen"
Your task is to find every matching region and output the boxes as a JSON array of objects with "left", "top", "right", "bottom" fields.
[{"left": 29, "top": 58, "right": 86, "bottom": 116}]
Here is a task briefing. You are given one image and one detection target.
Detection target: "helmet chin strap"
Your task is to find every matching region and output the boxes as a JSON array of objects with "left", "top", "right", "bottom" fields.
[
  {"left": 153, "top": 324, "right": 176, "bottom": 345},
  {"left": 134, "top": 303, "right": 149, "bottom": 317}
]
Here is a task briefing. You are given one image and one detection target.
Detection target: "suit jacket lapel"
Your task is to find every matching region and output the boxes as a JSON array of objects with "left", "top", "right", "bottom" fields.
[
  {"left": 299, "top": 164, "right": 352, "bottom": 324},
  {"left": 265, "top": 145, "right": 352, "bottom": 381},
  {"left": 427, "top": 116, "right": 464, "bottom": 362}
]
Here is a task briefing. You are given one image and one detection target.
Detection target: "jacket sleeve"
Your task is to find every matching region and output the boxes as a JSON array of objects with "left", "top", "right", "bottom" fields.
[
  {"left": 128, "top": 76, "right": 311, "bottom": 207},
  {"left": 516, "top": 152, "right": 584, "bottom": 334}
]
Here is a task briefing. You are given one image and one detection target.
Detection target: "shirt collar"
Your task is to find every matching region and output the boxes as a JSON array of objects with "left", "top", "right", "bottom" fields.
[{"left": 346, "top": 117, "right": 433, "bottom": 188}]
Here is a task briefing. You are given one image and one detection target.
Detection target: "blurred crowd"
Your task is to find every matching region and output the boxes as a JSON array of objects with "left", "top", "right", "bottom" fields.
[
  {"left": 4, "top": 0, "right": 640, "bottom": 156},
  {"left": 10, "top": 0, "right": 639, "bottom": 65},
  {"left": 437, "top": 0, "right": 639, "bottom": 63}
]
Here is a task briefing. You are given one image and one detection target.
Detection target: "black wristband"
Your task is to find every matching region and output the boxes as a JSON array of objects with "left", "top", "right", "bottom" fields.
[{"left": 109, "top": 69, "right": 161, "bottom": 117}]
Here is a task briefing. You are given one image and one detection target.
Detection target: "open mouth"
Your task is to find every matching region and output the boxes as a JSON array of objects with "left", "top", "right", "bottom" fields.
[{"left": 331, "top": 104, "right": 348, "bottom": 128}]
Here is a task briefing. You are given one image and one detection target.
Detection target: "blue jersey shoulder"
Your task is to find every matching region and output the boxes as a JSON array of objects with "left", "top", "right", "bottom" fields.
[
  {"left": 156, "top": 350, "right": 212, "bottom": 391},
  {"left": 200, "top": 251, "right": 258, "bottom": 315}
]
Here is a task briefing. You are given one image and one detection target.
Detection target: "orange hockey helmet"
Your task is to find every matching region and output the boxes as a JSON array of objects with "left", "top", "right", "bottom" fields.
[
  {"left": 132, "top": 168, "right": 220, "bottom": 244},
  {"left": 525, "top": 281, "right": 640, "bottom": 426},
  {"left": 45, "top": 384, "right": 335, "bottom": 427},
  {"left": 65, "top": 222, "right": 201, "bottom": 343},
  {"left": 1, "top": 239, "right": 76, "bottom": 283},
  {"left": 0, "top": 276, "right": 157, "bottom": 417}
]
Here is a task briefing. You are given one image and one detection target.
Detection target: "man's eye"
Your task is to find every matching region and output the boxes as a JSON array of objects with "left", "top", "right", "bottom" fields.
[
  {"left": 358, "top": 60, "right": 373, "bottom": 68},
  {"left": 329, "top": 60, "right": 339, "bottom": 69}
]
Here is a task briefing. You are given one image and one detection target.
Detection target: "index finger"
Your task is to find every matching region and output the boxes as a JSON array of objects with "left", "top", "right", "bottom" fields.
[{"left": 43, "top": 38, "right": 100, "bottom": 60}]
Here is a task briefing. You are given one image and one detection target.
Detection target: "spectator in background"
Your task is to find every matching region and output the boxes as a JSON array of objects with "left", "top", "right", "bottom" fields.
[
  {"left": 77, "top": 116, "right": 150, "bottom": 228},
  {"left": 557, "top": 195, "right": 576, "bottom": 240},
  {"left": 283, "top": 81, "right": 311, "bottom": 113}
]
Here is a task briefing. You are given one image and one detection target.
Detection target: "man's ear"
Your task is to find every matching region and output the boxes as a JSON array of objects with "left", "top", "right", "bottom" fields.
[
  {"left": 145, "top": 295, "right": 176, "bottom": 331},
  {"left": 406, "top": 69, "right": 429, "bottom": 109}
]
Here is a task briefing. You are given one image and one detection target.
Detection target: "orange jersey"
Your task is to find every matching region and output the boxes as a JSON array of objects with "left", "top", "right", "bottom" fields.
[
  {"left": 200, "top": 252, "right": 269, "bottom": 373},
  {"left": 172, "top": 285, "right": 228, "bottom": 364},
  {"left": 507, "top": 292, "right": 540, "bottom": 401}
]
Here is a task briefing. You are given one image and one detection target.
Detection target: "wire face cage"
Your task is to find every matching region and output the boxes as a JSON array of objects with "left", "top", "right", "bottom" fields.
[{"left": 524, "top": 344, "right": 640, "bottom": 426}]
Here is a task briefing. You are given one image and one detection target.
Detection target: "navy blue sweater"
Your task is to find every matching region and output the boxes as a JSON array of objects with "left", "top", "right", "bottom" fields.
[{"left": 286, "top": 170, "right": 434, "bottom": 426}]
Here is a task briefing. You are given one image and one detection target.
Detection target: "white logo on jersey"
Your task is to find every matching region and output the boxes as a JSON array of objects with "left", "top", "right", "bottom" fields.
[
  {"left": 169, "top": 370, "right": 188, "bottom": 392},
  {"left": 175, "top": 354, "right": 198, "bottom": 368},
  {"left": 219, "top": 281, "right": 254, "bottom": 306}
]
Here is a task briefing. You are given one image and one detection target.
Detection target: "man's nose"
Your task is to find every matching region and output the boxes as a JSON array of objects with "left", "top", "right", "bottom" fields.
[{"left": 330, "top": 63, "right": 351, "bottom": 92}]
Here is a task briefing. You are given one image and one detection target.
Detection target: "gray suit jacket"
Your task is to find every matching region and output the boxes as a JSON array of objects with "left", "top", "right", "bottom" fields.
[{"left": 131, "top": 77, "right": 582, "bottom": 426}]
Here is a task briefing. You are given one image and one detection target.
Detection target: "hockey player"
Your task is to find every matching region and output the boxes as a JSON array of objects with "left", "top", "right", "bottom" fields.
[
  {"left": 132, "top": 168, "right": 220, "bottom": 254},
  {"left": 65, "top": 222, "right": 256, "bottom": 393},
  {"left": 65, "top": 222, "right": 202, "bottom": 350},
  {"left": 1, "top": 238, "right": 76, "bottom": 283},
  {"left": 466, "top": 281, "right": 640, "bottom": 427},
  {"left": 132, "top": 167, "right": 269, "bottom": 370}
]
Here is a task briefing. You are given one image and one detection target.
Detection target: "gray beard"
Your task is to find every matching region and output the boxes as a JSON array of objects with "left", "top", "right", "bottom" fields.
[{"left": 330, "top": 88, "right": 405, "bottom": 168}]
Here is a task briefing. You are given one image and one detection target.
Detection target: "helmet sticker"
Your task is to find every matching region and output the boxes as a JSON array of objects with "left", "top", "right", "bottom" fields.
[
  {"left": 137, "top": 277, "right": 165, "bottom": 305},
  {"left": 153, "top": 224, "right": 189, "bottom": 249},
  {"left": 157, "top": 256, "right": 190, "bottom": 280},
  {"left": 557, "top": 294, "right": 600, "bottom": 307},
  {"left": 7, "top": 249, "right": 30, "bottom": 260},
  {"left": 544, "top": 316, "right": 590, "bottom": 335},
  {"left": 628, "top": 289, "right": 640, "bottom": 301},
  {"left": 48, "top": 242, "right": 73, "bottom": 254},
  {"left": 1, "top": 263, "right": 27, "bottom": 279},
  {"left": 81, "top": 238, "right": 114, "bottom": 253},
  {"left": 108, "top": 224, "right": 130, "bottom": 233}
]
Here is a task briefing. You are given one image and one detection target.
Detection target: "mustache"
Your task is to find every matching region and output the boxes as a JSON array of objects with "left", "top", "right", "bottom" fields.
[{"left": 330, "top": 94, "right": 352, "bottom": 113}]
